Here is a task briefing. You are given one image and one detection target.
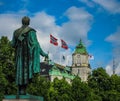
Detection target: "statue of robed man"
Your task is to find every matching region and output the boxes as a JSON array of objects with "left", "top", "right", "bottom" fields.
[{"left": 11, "top": 16, "right": 48, "bottom": 95}]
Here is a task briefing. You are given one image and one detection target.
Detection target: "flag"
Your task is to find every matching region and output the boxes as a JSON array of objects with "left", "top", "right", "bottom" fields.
[
  {"left": 61, "top": 39, "right": 68, "bottom": 49},
  {"left": 50, "top": 34, "right": 58, "bottom": 46},
  {"left": 62, "top": 55, "right": 65, "bottom": 60},
  {"left": 88, "top": 54, "right": 94, "bottom": 60}
]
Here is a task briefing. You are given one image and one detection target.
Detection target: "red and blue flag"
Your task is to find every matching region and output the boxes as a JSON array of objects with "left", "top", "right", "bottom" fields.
[
  {"left": 50, "top": 34, "right": 58, "bottom": 46},
  {"left": 61, "top": 39, "right": 68, "bottom": 49}
]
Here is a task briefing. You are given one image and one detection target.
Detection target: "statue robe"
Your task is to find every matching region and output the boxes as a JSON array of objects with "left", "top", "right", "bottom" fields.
[{"left": 11, "top": 26, "right": 47, "bottom": 85}]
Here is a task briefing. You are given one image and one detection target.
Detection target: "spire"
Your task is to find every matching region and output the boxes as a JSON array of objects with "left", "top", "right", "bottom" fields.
[
  {"left": 79, "top": 39, "right": 84, "bottom": 47},
  {"left": 80, "top": 39, "right": 82, "bottom": 43},
  {"left": 74, "top": 39, "right": 88, "bottom": 54}
]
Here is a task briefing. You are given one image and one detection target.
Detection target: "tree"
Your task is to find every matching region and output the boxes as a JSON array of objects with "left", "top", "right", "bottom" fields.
[
  {"left": 88, "top": 67, "right": 112, "bottom": 100},
  {"left": 110, "top": 74, "right": 120, "bottom": 92},
  {"left": 71, "top": 76, "right": 92, "bottom": 101},
  {"left": 48, "top": 77, "right": 72, "bottom": 101},
  {"left": 0, "top": 66, "right": 8, "bottom": 101},
  {"left": 102, "top": 74, "right": 120, "bottom": 101},
  {"left": 0, "top": 36, "right": 17, "bottom": 95},
  {"left": 88, "top": 67, "right": 111, "bottom": 91},
  {"left": 27, "top": 74, "right": 50, "bottom": 101},
  {"left": 105, "top": 90, "right": 120, "bottom": 101}
]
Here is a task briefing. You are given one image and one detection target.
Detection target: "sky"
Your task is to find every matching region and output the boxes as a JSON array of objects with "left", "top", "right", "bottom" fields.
[{"left": 0, "top": 0, "right": 120, "bottom": 75}]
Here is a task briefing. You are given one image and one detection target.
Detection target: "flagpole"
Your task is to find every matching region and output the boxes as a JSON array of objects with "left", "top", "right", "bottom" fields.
[
  {"left": 66, "top": 56, "right": 69, "bottom": 66},
  {"left": 60, "top": 39, "right": 69, "bottom": 66},
  {"left": 60, "top": 50, "right": 61, "bottom": 65},
  {"left": 59, "top": 44, "right": 62, "bottom": 65},
  {"left": 49, "top": 34, "right": 69, "bottom": 66},
  {"left": 59, "top": 42, "right": 64, "bottom": 65},
  {"left": 49, "top": 33, "right": 59, "bottom": 64}
]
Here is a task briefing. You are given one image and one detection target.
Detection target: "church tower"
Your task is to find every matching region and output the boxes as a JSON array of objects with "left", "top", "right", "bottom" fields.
[{"left": 72, "top": 40, "right": 91, "bottom": 81}]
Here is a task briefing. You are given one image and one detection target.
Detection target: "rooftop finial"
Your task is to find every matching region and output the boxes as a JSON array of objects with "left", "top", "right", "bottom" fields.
[
  {"left": 80, "top": 39, "right": 82, "bottom": 43},
  {"left": 79, "top": 39, "right": 83, "bottom": 46}
]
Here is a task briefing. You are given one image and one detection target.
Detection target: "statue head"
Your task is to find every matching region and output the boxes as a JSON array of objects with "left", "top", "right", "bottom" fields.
[{"left": 22, "top": 16, "right": 30, "bottom": 26}]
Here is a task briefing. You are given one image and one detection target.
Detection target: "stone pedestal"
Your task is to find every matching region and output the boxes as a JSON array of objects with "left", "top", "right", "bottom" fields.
[{"left": 3, "top": 94, "right": 43, "bottom": 101}]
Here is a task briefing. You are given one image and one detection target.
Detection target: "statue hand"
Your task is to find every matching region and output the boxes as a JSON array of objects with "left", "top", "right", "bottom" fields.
[
  {"left": 46, "top": 54, "right": 48, "bottom": 58},
  {"left": 44, "top": 54, "right": 49, "bottom": 61},
  {"left": 44, "top": 54, "right": 48, "bottom": 59}
]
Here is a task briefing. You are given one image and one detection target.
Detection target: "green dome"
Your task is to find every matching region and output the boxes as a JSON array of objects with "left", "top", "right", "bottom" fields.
[{"left": 74, "top": 40, "right": 88, "bottom": 54}]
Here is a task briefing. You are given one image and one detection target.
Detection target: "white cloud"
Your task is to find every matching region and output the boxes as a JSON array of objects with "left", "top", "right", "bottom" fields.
[
  {"left": 31, "top": 12, "right": 60, "bottom": 37},
  {"left": 80, "top": 0, "right": 95, "bottom": 7},
  {"left": 60, "top": 6, "right": 93, "bottom": 47},
  {"left": 79, "top": 0, "right": 120, "bottom": 14},
  {"left": 105, "top": 27, "right": 120, "bottom": 45},
  {"left": 115, "top": 63, "right": 120, "bottom": 75},
  {"left": 106, "top": 65, "right": 113, "bottom": 75},
  {"left": 105, "top": 27, "right": 120, "bottom": 75},
  {"left": 93, "top": 0, "right": 120, "bottom": 14},
  {"left": 0, "top": 14, "right": 22, "bottom": 39},
  {"left": 106, "top": 63, "right": 120, "bottom": 75},
  {"left": 0, "top": 6, "right": 93, "bottom": 66},
  {"left": 105, "top": 27, "right": 120, "bottom": 60}
]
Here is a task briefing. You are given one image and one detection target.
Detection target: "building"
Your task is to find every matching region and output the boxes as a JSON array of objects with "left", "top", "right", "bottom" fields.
[
  {"left": 40, "top": 40, "right": 91, "bottom": 82},
  {"left": 40, "top": 60, "right": 75, "bottom": 83},
  {"left": 72, "top": 40, "right": 91, "bottom": 81}
]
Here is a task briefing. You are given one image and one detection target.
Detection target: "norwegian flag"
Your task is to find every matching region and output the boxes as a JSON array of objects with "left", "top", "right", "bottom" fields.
[
  {"left": 61, "top": 39, "right": 68, "bottom": 49},
  {"left": 50, "top": 34, "right": 58, "bottom": 46}
]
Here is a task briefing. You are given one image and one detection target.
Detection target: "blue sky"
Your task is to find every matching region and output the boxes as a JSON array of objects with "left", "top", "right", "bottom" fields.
[{"left": 0, "top": 0, "right": 120, "bottom": 75}]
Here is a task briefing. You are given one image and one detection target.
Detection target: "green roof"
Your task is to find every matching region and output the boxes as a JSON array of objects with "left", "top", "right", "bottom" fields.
[
  {"left": 49, "top": 65, "right": 75, "bottom": 79},
  {"left": 74, "top": 40, "right": 88, "bottom": 54}
]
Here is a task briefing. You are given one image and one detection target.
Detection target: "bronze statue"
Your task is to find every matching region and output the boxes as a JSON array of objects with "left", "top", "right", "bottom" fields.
[{"left": 11, "top": 16, "right": 48, "bottom": 96}]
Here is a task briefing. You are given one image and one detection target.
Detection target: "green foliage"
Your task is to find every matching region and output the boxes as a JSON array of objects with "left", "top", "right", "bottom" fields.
[
  {"left": 88, "top": 68, "right": 110, "bottom": 100},
  {"left": 90, "top": 91, "right": 102, "bottom": 101},
  {"left": 0, "top": 66, "right": 8, "bottom": 101},
  {"left": 110, "top": 74, "right": 120, "bottom": 92},
  {"left": 48, "top": 78, "right": 72, "bottom": 101},
  {"left": 71, "top": 76, "right": 92, "bottom": 101},
  {"left": 105, "top": 90, "right": 120, "bottom": 101},
  {"left": 27, "top": 74, "right": 50, "bottom": 101},
  {"left": 88, "top": 67, "right": 111, "bottom": 92},
  {"left": 88, "top": 67, "right": 120, "bottom": 101},
  {"left": 0, "top": 36, "right": 17, "bottom": 97}
]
